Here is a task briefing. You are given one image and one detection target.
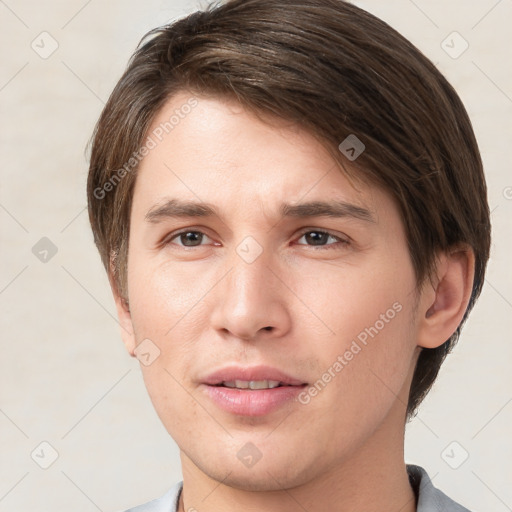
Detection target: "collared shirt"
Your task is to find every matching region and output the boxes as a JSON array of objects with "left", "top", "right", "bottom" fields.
[{"left": 122, "top": 464, "right": 472, "bottom": 512}]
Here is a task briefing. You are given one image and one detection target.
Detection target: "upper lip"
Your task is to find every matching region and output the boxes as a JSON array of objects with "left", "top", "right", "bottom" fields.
[{"left": 201, "top": 365, "right": 307, "bottom": 386}]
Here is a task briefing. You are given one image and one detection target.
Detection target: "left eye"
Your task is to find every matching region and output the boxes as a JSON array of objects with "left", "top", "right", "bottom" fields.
[{"left": 296, "top": 230, "right": 347, "bottom": 248}]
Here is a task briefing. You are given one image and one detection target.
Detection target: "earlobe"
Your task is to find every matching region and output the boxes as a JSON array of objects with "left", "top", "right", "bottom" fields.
[
  {"left": 109, "top": 275, "right": 137, "bottom": 358},
  {"left": 113, "top": 291, "right": 137, "bottom": 357},
  {"left": 417, "top": 246, "right": 475, "bottom": 349},
  {"left": 108, "top": 250, "right": 137, "bottom": 356}
]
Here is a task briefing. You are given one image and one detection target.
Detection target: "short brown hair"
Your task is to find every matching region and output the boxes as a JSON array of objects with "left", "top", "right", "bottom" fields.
[{"left": 87, "top": 0, "right": 491, "bottom": 420}]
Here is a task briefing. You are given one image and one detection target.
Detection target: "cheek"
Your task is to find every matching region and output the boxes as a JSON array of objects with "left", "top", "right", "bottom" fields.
[
  {"left": 302, "top": 258, "right": 417, "bottom": 418},
  {"left": 128, "top": 265, "right": 203, "bottom": 437},
  {"left": 295, "top": 305, "right": 415, "bottom": 454},
  {"left": 125, "top": 258, "right": 216, "bottom": 417},
  {"left": 298, "top": 252, "right": 412, "bottom": 338},
  {"left": 127, "top": 256, "right": 215, "bottom": 339}
]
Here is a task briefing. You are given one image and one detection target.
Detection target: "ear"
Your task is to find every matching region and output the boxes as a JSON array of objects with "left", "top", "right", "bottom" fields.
[
  {"left": 417, "top": 245, "right": 475, "bottom": 349},
  {"left": 109, "top": 252, "right": 137, "bottom": 357}
]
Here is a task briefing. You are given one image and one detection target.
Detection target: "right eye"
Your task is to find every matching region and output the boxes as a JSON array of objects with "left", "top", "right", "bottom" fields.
[{"left": 166, "top": 230, "right": 214, "bottom": 247}]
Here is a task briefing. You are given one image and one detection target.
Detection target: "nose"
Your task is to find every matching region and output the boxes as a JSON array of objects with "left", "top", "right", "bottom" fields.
[{"left": 209, "top": 247, "right": 292, "bottom": 342}]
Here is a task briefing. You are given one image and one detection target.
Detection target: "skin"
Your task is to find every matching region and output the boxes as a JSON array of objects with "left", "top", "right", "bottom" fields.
[{"left": 113, "top": 91, "right": 474, "bottom": 512}]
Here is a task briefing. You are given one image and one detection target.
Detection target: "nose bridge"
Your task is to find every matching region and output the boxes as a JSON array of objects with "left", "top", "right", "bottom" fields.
[
  {"left": 227, "top": 242, "right": 275, "bottom": 317},
  {"left": 211, "top": 239, "right": 291, "bottom": 340}
]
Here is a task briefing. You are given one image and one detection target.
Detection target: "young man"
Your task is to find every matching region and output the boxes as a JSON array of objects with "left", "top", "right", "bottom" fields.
[{"left": 87, "top": 0, "right": 490, "bottom": 510}]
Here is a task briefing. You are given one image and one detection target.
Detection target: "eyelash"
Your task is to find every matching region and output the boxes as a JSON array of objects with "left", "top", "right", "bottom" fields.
[{"left": 164, "top": 228, "right": 350, "bottom": 250}]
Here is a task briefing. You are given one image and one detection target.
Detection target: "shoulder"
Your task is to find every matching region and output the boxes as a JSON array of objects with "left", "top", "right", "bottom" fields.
[
  {"left": 407, "top": 464, "right": 473, "bottom": 512},
  {"left": 117, "top": 481, "right": 183, "bottom": 512}
]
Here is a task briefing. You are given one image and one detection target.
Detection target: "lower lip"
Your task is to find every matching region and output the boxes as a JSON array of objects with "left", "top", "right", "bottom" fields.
[{"left": 202, "top": 384, "right": 307, "bottom": 416}]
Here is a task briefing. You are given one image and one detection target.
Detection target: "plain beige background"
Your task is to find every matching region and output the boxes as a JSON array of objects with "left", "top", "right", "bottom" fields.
[{"left": 1, "top": 0, "right": 511, "bottom": 511}]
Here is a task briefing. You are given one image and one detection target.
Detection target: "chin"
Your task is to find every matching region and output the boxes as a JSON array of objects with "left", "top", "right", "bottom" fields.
[
  {"left": 190, "top": 446, "right": 319, "bottom": 492},
  {"left": 222, "top": 474, "right": 296, "bottom": 492}
]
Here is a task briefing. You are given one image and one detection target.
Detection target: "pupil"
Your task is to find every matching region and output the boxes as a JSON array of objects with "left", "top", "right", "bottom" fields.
[
  {"left": 182, "top": 232, "right": 201, "bottom": 246},
  {"left": 306, "top": 231, "right": 327, "bottom": 245}
]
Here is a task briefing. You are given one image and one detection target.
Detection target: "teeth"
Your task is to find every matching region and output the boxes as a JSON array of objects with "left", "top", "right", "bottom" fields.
[{"left": 222, "top": 380, "right": 282, "bottom": 389}]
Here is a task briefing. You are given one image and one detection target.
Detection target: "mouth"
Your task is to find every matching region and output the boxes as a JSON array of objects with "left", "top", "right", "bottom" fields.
[
  {"left": 213, "top": 379, "right": 300, "bottom": 390},
  {"left": 202, "top": 365, "right": 307, "bottom": 388},
  {"left": 200, "top": 365, "right": 308, "bottom": 416}
]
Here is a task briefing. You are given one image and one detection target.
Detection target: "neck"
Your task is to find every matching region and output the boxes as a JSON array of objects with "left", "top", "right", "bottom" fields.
[{"left": 177, "top": 400, "right": 416, "bottom": 512}]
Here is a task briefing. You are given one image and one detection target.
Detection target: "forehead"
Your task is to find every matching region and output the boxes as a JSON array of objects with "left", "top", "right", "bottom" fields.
[{"left": 134, "top": 91, "right": 386, "bottom": 220}]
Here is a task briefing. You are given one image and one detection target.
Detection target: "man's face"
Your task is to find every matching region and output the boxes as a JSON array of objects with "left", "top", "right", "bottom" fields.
[{"left": 122, "top": 91, "right": 422, "bottom": 490}]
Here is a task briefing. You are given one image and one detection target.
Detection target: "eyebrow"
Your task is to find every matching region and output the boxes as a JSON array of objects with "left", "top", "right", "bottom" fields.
[{"left": 145, "top": 198, "right": 375, "bottom": 223}]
